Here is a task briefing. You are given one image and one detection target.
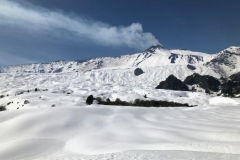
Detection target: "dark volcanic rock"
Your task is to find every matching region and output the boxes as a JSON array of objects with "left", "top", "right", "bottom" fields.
[
  {"left": 156, "top": 75, "right": 189, "bottom": 91},
  {"left": 168, "top": 53, "right": 204, "bottom": 64},
  {"left": 184, "top": 73, "right": 220, "bottom": 92},
  {"left": 143, "top": 45, "right": 164, "bottom": 53},
  {"left": 168, "top": 53, "right": 178, "bottom": 63},
  {"left": 0, "top": 106, "right": 6, "bottom": 111},
  {"left": 24, "top": 100, "right": 30, "bottom": 104},
  {"left": 221, "top": 72, "right": 240, "bottom": 97},
  {"left": 86, "top": 95, "right": 94, "bottom": 105},
  {"left": 221, "top": 80, "right": 240, "bottom": 97},
  {"left": 187, "top": 65, "right": 196, "bottom": 70},
  {"left": 134, "top": 68, "right": 144, "bottom": 76},
  {"left": 229, "top": 72, "right": 240, "bottom": 82}
]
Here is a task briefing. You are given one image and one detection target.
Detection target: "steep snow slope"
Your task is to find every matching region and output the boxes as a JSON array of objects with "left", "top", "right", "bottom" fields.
[{"left": 206, "top": 46, "right": 240, "bottom": 77}]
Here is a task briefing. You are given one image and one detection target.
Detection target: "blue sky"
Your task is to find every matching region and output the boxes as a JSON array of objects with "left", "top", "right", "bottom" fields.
[{"left": 0, "top": 0, "right": 240, "bottom": 65}]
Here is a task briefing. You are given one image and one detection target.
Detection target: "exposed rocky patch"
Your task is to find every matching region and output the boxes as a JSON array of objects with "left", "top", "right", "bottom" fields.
[
  {"left": 156, "top": 75, "right": 189, "bottom": 91},
  {"left": 169, "top": 53, "right": 179, "bottom": 63},
  {"left": 86, "top": 95, "right": 94, "bottom": 105},
  {"left": 187, "top": 64, "right": 196, "bottom": 70},
  {"left": 229, "top": 72, "right": 240, "bottom": 82},
  {"left": 24, "top": 100, "right": 30, "bottom": 104},
  {"left": 134, "top": 68, "right": 144, "bottom": 76},
  {"left": 221, "top": 80, "right": 240, "bottom": 97},
  {"left": 169, "top": 53, "right": 204, "bottom": 64},
  {"left": 0, "top": 106, "right": 6, "bottom": 111},
  {"left": 221, "top": 73, "right": 240, "bottom": 97},
  {"left": 205, "top": 46, "right": 240, "bottom": 77},
  {"left": 7, "top": 102, "right": 13, "bottom": 106},
  {"left": 143, "top": 45, "right": 164, "bottom": 53},
  {"left": 184, "top": 73, "right": 220, "bottom": 92}
]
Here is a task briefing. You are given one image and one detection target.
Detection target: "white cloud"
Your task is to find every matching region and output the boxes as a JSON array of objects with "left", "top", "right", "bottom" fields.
[{"left": 0, "top": 0, "right": 160, "bottom": 49}]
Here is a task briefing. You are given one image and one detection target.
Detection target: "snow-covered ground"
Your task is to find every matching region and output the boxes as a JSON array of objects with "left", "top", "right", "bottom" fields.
[{"left": 0, "top": 70, "right": 240, "bottom": 160}]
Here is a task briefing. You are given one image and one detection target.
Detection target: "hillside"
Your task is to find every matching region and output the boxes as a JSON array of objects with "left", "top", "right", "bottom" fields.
[
  {"left": 1, "top": 46, "right": 240, "bottom": 80},
  {"left": 206, "top": 46, "right": 240, "bottom": 77},
  {"left": 1, "top": 46, "right": 240, "bottom": 160}
]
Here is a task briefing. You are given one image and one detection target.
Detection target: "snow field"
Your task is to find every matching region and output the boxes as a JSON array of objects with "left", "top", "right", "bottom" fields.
[
  {"left": 0, "top": 70, "right": 240, "bottom": 160},
  {"left": 1, "top": 105, "right": 240, "bottom": 160}
]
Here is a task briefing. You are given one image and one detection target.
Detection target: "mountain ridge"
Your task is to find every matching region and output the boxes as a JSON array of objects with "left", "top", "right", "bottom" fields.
[{"left": 1, "top": 46, "right": 240, "bottom": 78}]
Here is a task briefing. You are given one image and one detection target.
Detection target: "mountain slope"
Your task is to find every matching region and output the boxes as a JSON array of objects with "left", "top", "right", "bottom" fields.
[
  {"left": 1, "top": 46, "right": 240, "bottom": 160},
  {"left": 1, "top": 46, "right": 240, "bottom": 79},
  {"left": 206, "top": 46, "right": 240, "bottom": 77}
]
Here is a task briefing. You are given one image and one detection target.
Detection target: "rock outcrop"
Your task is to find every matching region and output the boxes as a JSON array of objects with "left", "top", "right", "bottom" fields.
[
  {"left": 156, "top": 75, "right": 189, "bottom": 91},
  {"left": 221, "top": 80, "right": 240, "bottom": 97},
  {"left": 134, "top": 68, "right": 144, "bottom": 76},
  {"left": 184, "top": 73, "right": 220, "bottom": 92},
  {"left": 221, "top": 72, "right": 240, "bottom": 97},
  {"left": 229, "top": 72, "right": 240, "bottom": 82}
]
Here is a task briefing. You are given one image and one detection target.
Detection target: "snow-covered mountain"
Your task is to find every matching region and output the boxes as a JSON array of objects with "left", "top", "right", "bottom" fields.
[
  {"left": 1, "top": 46, "right": 240, "bottom": 160},
  {"left": 206, "top": 46, "right": 240, "bottom": 77},
  {"left": 1, "top": 46, "right": 240, "bottom": 79}
]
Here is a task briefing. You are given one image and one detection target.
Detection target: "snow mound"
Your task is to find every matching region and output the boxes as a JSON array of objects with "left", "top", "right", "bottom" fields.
[{"left": 209, "top": 97, "right": 240, "bottom": 105}]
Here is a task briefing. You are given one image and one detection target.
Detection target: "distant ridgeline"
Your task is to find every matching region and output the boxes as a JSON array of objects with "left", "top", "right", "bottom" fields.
[{"left": 0, "top": 46, "right": 240, "bottom": 78}]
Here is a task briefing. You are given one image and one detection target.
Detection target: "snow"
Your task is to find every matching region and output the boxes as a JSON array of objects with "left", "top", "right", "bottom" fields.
[
  {"left": 1, "top": 46, "right": 240, "bottom": 79},
  {"left": 0, "top": 70, "right": 240, "bottom": 160},
  {"left": 34, "top": 151, "right": 240, "bottom": 160},
  {"left": 206, "top": 46, "right": 240, "bottom": 77},
  {"left": 170, "top": 49, "right": 213, "bottom": 62},
  {"left": 209, "top": 97, "right": 240, "bottom": 105},
  {"left": 1, "top": 104, "right": 240, "bottom": 159},
  {"left": 224, "top": 46, "right": 240, "bottom": 55},
  {"left": 0, "top": 46, "right": 240, "bottom": 159},
  {"left": 0, "top": 47, "right": 218, "bottom": 75}
]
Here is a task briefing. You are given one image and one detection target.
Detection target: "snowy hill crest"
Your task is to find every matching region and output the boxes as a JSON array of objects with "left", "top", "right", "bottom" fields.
[
  {"left": 206, "top": 46, "right": 240, "bottom": 77},
  {"left": 1, "top": 46, "right": 240, "bottom": 78}
]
